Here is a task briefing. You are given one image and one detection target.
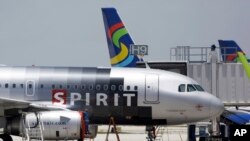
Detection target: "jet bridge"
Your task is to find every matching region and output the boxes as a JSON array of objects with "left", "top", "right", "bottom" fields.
[
  {"left": 137, "top": 46, "right": 250, "bottom": 140},
  {"left": 171, "top": 46, "right": 250, "bottom": 141},
  {"left": 170, "top": 46, "right": 250, "bottom": 106},
  {"left": 137, "top": 46, "right": 250, "bottom": 106}
]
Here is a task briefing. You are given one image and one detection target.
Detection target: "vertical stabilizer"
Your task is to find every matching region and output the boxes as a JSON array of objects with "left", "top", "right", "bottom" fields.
[
  {"left": 218, "top": 40, "right": 245, "bottom": 62},
  {"left": 219, "top": 40, "right": 250, "bottom": 79},
  {"left": 102, "top": 8, "right": 141, "bottom": 67}
]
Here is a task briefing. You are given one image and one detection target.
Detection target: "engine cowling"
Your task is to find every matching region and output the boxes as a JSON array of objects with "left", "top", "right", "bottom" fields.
[{"left": 6, "top": 111, "right": 97, "bottom": 140}]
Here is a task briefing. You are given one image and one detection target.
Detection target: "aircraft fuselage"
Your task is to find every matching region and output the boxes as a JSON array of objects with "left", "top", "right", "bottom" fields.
[{"left": 0, "top": 66, "right": 224, "bottom": 125}]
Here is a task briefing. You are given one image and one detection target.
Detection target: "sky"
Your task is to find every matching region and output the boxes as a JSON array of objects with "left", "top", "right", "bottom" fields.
[{"left": 0, "top": 0, "right": 250, "bottom": 67}]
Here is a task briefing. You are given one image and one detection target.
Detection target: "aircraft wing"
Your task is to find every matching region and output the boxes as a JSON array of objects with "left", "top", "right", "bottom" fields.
[
  {"left": 221, "top": 108, "right": 250, "bottom": 125},
  {"left": 0, "top": 97, "right": 69, "bottom": 116}
]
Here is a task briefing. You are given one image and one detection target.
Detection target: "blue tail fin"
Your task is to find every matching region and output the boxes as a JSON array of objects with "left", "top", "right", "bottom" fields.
[
  {"left": 219, "top": 40, "right": 250, "bottom": 79},
  {"left": 218, "top": 40, "right": 246, "bottom": 62},
  {"left": 102, "top": 8, "right": 141, "bottom": 67}
]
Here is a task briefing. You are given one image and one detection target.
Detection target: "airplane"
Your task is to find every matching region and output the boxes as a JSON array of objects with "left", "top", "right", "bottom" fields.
[{"left": 0, "top": 8, "right": 224, "bottom": 141}]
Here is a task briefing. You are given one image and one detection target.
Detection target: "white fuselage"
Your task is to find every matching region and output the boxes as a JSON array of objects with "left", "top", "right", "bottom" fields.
[{"left": 0, "top": 66, "right": 224, "bottom": 125}]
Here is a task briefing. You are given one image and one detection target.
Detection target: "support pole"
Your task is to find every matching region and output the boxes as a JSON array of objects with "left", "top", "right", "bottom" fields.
[
  {"left": 211, "top": 117, "right": 220, "bottom": 137},
  {"left": 209, "top": 48, "right": 222, "bottom": 141}
]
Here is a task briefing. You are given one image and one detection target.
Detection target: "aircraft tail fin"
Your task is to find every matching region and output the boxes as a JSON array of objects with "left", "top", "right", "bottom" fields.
[
  {"left": 102, "top": 8, "right": 141, "bottom": 67},
  {"left": 218, "top": 40, "right": 245, "bottom": 62},
  {"left": 219, "top": 40, "right": 250, "bottom": 79}
]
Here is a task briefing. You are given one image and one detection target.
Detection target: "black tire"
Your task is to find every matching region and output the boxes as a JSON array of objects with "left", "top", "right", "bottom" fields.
[
  {"left": 0, "top": 134, "right": 13, "bottom": 141},
  {"left": 199, "top": 137, "right": 205, "bottom": 141}
]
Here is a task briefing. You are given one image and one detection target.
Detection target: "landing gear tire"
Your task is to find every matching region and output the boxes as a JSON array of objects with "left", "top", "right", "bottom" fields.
[{"left": 0, "top": 134, "right": 13, "bottom": 141}]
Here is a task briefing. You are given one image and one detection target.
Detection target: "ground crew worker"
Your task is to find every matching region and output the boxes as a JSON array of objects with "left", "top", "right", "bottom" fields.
[{"left": 84, "top": 109, "right": 90, "bottom": 134}]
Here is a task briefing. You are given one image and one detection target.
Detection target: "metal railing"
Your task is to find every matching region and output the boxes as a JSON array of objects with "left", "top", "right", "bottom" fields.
[{"left": 170, "top": 46, "right": 239, "bottom": 63}]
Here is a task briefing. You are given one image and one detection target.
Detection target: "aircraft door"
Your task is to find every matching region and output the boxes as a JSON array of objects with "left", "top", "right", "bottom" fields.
[
  {"left": 26, "top": 80, "right": 35, "bottom": 96},
  {"left": 145, "top": 74, "right": 159, "bottom": 103}
]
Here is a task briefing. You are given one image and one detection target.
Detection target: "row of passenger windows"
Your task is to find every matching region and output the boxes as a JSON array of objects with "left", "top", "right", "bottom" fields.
[
  {"left": 0, "top": 83, "right": 138, "bottom": 91},
  {"left": 178, "top": 84, "right": 204, "bottom": 92},
  {"left": 0, "top": 83, "right": 24, "bottom": 89}
]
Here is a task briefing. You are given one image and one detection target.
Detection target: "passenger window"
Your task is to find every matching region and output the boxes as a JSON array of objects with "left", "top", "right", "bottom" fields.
[
  {"left": 194, "top": 84, "right": 204, "bottom": 91},
  {"left": 52, "top": 84, "right": 55, "bottom": 89},
  {"left": 67, "top": 85, "right": 70, "bottom": 89},
  {"left": 5, "top": 83, "right": 8, "bottom": 88},
  {"left": 74, "top": 85, "right": 78, "bottom": 90},
  {"left": 29, "top": 84, "right": 32, "bottom": 89},
  {"left": 20, "top": 84, "right": 24, "bottom": 88},
  {"left": 81, "top": 85, "right": 86, "bottom": 90},
  {"left": 111, "top": 85, "right": 116, "bottom": 91},
  {"left": 134, "top": 86, "right": 138, "bottom": 90},
  {"left": 13, "top": 84, "right": 16, "bottom": 88},
  {"left": 40, "top": 84, "right": 44, "bottom": 88},
  {"left": 59, "top": 85, "right": 63, "bottom": 89},
  {"left": 119, "top": 85, "right": 123, "bottom": 91},
  {"left": 96, "top": 85, "right": 101, "bottom": 91},
  {"left": 178, "top": 84, "right": 185, "bottom": 92},
  {"left": 103, "top": 85, "right": 108, "bottom": 91},
  {"left": 127, "top": 86, "right": 130, "bottom": 90},
  {"left": 187, "top": 84, "right": 196, "bottom": 92},
  {"left": 89, "top": 85, "right": 93, "bottom": 90}
]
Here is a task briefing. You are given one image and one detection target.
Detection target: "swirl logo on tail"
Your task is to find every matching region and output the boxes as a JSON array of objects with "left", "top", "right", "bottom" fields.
[
  {"left": 102, "top": 8, "right": 141, "bottom": 67},
  {"left": 109, "top": 23, "right": 134, "bottom": 66}
]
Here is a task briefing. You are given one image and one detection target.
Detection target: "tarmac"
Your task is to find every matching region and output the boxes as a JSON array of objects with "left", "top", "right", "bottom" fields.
[{"left": 9, "top": 125, "right": 188, "bottom": 141}]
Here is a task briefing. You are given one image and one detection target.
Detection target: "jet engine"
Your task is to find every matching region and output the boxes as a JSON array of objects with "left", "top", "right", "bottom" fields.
[{"left": 6, "top": 111, "right": 97, "bottom": 140}]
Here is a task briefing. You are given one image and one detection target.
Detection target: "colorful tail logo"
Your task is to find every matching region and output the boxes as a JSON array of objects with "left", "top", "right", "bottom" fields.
[{"left": 102, "top": 8, "right": 141, "bottom": 67}]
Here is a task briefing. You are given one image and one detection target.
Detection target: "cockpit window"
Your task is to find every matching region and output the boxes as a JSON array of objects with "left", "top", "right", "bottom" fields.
[
  {"left": 179, "top": 84, "right": 204, "bottom": 92},
  {"left": 178, "top": 84, "right": 185, "bottom": 92},
  {"left": 194, "top": 84, "right": 204, "bottom": 91},
  {"left": 187, "top": 84, "right": 196, "bottom": 92}
]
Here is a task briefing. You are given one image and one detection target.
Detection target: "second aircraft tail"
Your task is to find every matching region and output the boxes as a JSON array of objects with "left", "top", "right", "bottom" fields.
[
  {"left": 218, "top": 40, "right": 250, "bottom": 79},
  {"left": 218, "top": 40, "right": 249, "bottom": 62}
]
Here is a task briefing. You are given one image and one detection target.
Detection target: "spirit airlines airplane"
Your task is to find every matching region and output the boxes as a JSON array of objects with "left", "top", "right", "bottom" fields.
[{"left": 0, "top": 8, "right": 223, "bottom": 141}]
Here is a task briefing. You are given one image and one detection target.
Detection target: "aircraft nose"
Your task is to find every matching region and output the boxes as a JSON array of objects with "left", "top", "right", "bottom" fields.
[{"left": 210, "top": 95, "right": 224, "bottom": 117}]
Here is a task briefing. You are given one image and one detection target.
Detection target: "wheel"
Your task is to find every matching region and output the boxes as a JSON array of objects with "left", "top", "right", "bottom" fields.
[
  {"left": 0, "top": 134, "right": 13, "bottom": 141},
  {"left": 199, "top": 137, "right": 205, "bottom": 141}
]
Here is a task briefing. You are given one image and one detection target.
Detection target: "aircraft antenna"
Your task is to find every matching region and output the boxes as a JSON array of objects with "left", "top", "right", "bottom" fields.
[{"left": 144, "top": 61, "right": 151, "bottom": 69}]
